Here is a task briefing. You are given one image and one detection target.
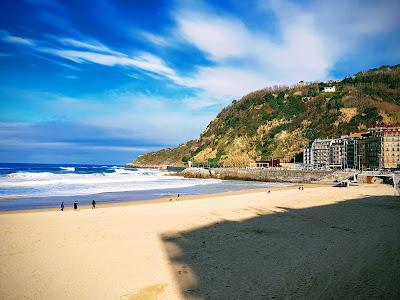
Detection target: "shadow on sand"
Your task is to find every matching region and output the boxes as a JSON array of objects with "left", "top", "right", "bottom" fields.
[{"left": 162, "top": 194, "right": 400, "bottom": 299}]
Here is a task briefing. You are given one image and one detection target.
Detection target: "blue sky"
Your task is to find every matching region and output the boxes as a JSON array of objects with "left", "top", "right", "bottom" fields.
[{"left": 0, "top": 0, "right": 399, "bottom": 164}]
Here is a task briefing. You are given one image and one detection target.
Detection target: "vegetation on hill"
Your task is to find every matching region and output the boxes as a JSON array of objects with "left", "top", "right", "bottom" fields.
[{"left": 128, "top": 64, "right": 400, "bottom": 167}]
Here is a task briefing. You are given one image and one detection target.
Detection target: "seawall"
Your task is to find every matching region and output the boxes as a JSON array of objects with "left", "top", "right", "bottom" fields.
[
  {"left": 125, "top": 164, "right": 185, "bottom": 172},
  {"left": 181, "top": 167, "right": 353, "bottom": 183}
]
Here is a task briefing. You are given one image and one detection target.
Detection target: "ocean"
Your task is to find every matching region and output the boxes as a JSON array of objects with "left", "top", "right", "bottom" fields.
[{"left": 0, "top": 163, "right": 289, "bottom": 211}]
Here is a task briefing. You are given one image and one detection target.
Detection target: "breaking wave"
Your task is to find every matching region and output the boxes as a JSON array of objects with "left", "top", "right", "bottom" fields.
[
  {"left": 60, "top": 167, "right": 75, "bottom": 172},
  {"left": 0, "top": 166, "right": 220, "bottom": 198}
]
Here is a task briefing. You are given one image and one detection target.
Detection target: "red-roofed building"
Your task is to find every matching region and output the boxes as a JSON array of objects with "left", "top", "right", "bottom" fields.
[{"left": 349, "top": 132, "right": 368, "bottom": 138}]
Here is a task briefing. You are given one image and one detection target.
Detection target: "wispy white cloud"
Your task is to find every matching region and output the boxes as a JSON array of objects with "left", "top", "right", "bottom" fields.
[
  {"left": 56, "top": 37, "right": 122, "bottom": 55},
  {"left": 0, "top": 30, "right": 34, "bottom": 46},
  {"left": 140, "top": 31, "right": 170, "bottom": 47},
  {"left": 1, "top": 29, "right": 184, "bottom": 85},
  {"left": 185, "top": 66, "right": 268, "bottom": 103},
  {"left": 126, "top": 73, "right": 140, "bottom": 79},
  {"left": 176, "top": 10, "right": 251, "bottom": 61},
  {"left": 38, "top": 47, "right": 183, "bottom": 83}
]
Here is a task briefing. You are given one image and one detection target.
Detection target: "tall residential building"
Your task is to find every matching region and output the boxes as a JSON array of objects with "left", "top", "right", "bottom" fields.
[
  {"left": 344, "top": 132, "right": 368, "bottom": 169},
  {"left": 343, "top": 138, "right": 356, "bottom": 169},
  {"left": 356, "top": 137, "right": 367, "bottom": 170},
  {"left": 309, "top": 139, "right": 333, "bottom": 168},
  {"left": 382, "top": 128, "right": 400, "bottom": 169},
  {"left": 330, "top": 139, "right": 345, "bottom": 168},
  {"left": 303, "top": 143, "right": 312, "bottom": 167},
  {"left": 367, "top": 125, "right": 400, "bottom": 169}
]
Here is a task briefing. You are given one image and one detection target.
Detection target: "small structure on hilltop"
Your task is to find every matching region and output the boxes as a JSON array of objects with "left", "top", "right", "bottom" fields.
[{"left": 323, "top": 86, "right": 336, "bottom": 92}]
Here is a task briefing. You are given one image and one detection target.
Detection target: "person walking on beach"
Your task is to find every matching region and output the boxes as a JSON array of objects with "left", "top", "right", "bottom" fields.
[
  {"left": 92, "top": 199, "right": 96, "bottom": 209},
  {"left": 73, "top": 201, "right": 78, "bottom": 210},
  {"left": 61, "top": 201, "right": 64, "bottom": 211}
]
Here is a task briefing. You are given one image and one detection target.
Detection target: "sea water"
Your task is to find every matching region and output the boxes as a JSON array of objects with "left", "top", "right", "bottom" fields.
[{"left": 0, "top": 163, "right": 289, "bottom": 211}]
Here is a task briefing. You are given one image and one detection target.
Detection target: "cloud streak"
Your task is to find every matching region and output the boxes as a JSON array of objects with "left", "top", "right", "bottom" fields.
[
  {"left": 0, "top": 30, "right": 35, "bottom": 46},
  {"left": 1, "top": 30, "right": 183, "bottom": 85},
  {"left": 39, "top": 47, "right": 183, "bottom": 83},
  {"left": 56, "top": 37, "right": 122, "bottom": 55}
]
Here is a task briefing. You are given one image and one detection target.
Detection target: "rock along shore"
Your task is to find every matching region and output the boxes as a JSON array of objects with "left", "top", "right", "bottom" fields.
[{"left": 180, "top": 167, "right": 353, "bottom": 183}]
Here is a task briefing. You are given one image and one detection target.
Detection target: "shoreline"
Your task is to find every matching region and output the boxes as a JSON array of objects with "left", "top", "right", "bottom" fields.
[{"left": 0, "top": 183, "right": 325, "bottom": 215}]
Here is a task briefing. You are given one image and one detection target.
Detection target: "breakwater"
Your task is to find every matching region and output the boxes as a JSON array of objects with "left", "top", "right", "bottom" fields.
[{"left": 181, "top": 167, "right": 353, "bottom": 183}]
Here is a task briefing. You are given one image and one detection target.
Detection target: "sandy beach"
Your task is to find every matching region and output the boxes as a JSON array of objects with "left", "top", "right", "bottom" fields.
[{"left": 0, "top": 184, "right": 399, "bottom": 299}]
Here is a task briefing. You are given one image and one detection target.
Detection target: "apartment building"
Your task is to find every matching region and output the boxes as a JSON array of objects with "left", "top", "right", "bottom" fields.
[
  {"left": 303, "top": 125, "right": 400, "bottom": 170},
  {"left": 368, "top": 126, "right": 400, "bottom": 169},
  {"left": 330, "top": 139, "right": 345, "bottom": 168},
  {"left": 310, "top": 139, "right": 332, "bottom": 168},
  {"left": 303, "top": 143, "right": 312, "bottom": 167}
]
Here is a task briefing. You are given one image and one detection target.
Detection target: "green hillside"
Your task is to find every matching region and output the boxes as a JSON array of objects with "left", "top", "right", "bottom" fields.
[{"left": 128, "top": 65, "right": 400, "bottom": 167}]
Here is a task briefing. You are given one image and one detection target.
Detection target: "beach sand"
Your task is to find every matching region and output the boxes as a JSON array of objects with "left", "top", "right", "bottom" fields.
[{"left": 0, "top": 184, "right": 399, "bottom": 299}]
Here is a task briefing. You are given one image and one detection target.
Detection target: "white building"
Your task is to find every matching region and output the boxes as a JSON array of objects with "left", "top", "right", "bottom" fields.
[
  {"left": 303, "top": 138, "right": 344, "bottom": 168},
  {"left": 323, "top": 86, "right": 336, "bottom": 92},
  {"left": 311, "top": 139, "right": 333, "bottom": 168},
  {"left": 303, "top": 144, "right": 312, "bottom": 167}
]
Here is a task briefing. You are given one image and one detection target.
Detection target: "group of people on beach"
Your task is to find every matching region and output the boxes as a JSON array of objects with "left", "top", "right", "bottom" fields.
[{"left": 60, "top": 200, "right": 96, "bottom": 211}]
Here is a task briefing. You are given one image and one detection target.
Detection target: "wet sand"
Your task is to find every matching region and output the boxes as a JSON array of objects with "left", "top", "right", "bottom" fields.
[
  {"left": 0, "top": 184, "right": 399, "bottom": 299},
  {"left": 0, "top": 183, "right": 308, "bottom": 215}
]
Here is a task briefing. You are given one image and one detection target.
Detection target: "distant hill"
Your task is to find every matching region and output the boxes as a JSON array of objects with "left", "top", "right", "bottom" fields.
[{"left": 127, "top": 64, "right": 400, "bottom": 167}]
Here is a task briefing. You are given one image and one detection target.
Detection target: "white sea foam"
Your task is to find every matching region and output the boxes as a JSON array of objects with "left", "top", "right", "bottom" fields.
[
  {"left": 112, "top": 168, "right": 137, "bottom": 174},
  {"left": 60, "top": 167, "right": 75, "bottom": 172},
  {"left": 0, "top": 168, "right": 220, "bottom": 197},
  {"left": 6, "top": 172, "right": 55, "bottom": 179}
]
